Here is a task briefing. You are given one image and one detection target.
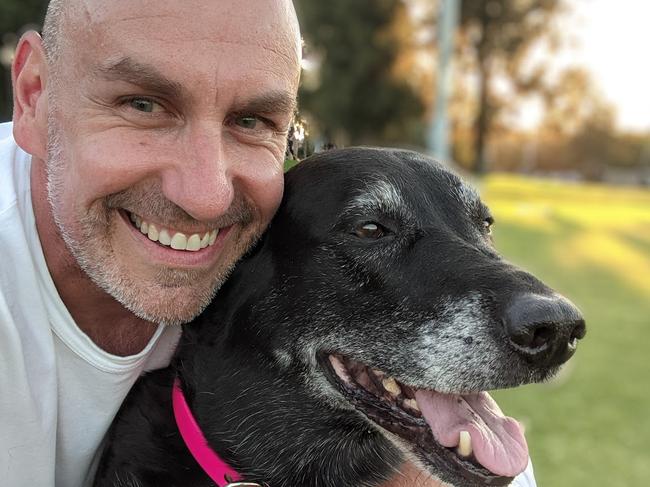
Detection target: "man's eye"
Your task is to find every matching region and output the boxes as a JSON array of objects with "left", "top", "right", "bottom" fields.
[
  {"left": 128, "top": 98, "right": 162, "bottom": 113},
  {"left": 236, "top": 116, "right": 259, "bottom": 129}
]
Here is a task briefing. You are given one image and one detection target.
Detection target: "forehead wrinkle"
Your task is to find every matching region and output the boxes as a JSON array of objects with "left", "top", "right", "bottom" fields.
[
  {"left": 164, "top": 36, "right": 300, "bottom": 74},
  {"left": 93, "top": 56, "right": 188, "bottom": 100}
]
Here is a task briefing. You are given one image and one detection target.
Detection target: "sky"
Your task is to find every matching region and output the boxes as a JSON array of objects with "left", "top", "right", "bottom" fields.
[
  {"left": 407, "top": 0, "right": 650, "bottom": 132},
  {"left": 553, "top": 0, "right": 650, "bottom": 131}
]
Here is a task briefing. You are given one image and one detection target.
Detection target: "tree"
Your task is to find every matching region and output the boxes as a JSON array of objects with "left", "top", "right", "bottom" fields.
[
  {"left": 0, "top": 0, "right": 49, "bottom": 121},
  {"left": 457, "top": 0, "right": 564, "bottom": 174},
  {"left": 545, "top": 71, "right": 646, "bottom": 180},
  {"left": 294, "top": 0, "right": 425, "bottom": 147}
]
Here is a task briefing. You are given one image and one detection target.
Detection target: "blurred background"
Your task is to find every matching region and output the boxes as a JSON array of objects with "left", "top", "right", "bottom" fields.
[{"left": 1, "top": 0, "right": 648, "bottom": 485}]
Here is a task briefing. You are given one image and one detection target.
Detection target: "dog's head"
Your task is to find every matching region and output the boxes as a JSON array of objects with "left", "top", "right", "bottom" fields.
[{"left": 187, "top": 148, "right": 585, "bottom": 487}]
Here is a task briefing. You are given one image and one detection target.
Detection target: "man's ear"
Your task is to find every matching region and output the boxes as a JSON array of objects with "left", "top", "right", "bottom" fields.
[{"left": 12, "top": 31, "right": 49, "bottom": 160}]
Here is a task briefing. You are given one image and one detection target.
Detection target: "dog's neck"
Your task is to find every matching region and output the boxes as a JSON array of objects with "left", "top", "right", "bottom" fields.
[{"left": 170, "top": 251, "right": 404, "bottom": 487}]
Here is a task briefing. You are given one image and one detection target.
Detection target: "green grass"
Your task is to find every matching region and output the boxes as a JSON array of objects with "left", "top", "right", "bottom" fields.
[{"left": 480, "top": 174, "right": 650, "bottom": 486}]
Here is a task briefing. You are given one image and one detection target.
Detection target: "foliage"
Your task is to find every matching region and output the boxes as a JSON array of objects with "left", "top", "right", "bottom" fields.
[
  {"left": 0, "top": 0, "right": 48, "bottom": 121},
  {"left": 456, "top": 0, "right": 564, "bottom": 173},
  {"left": 294, "top": 0, "right": 425, "bottom": 147},
  {"left": 486, "top": 120, "right": 649, "bottom": 183},
  {"left": 0, "top": 0, "right": 46, "bottom": 34},
  {"left": 482, "top": 174, "right": 650, "bottom": 486}
]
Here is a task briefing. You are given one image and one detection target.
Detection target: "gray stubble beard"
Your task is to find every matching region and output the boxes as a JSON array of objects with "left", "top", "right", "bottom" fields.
[{"left": 44, "top": 111, "right": 263, "bottom": 327}]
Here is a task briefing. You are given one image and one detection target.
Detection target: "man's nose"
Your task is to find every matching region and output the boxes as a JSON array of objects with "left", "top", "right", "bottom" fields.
[
  {"left": 161, "top": 128, "right": 236, "bottom": 222},
  {"left": 504, "top": 293, "right": 586, "bottom": 367}
]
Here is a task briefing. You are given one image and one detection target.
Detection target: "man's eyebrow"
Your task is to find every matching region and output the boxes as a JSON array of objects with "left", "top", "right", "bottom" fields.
[
  {"left": 233, "top": 91, "right": 297, "bottom": 117},
  {"left": 93, "top": 57, "right": 186, "bottom": 100},
  {"left": 94, "top": 57, "right": 297, "bottom": 118}
]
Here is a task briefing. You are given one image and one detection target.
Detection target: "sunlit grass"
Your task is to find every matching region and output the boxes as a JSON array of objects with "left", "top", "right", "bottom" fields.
[{"left": 480, "top": 174, "right": 650, "bottom": 487}]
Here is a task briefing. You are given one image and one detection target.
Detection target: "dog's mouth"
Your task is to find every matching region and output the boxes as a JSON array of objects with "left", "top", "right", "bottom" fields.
[{"left": 320, "top": 353, "right": 529, "bottom": 486}]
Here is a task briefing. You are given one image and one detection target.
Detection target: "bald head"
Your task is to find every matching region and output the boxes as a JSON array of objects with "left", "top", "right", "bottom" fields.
[{"left": 41, "top": 0, "right": 301, "bottom": 76}]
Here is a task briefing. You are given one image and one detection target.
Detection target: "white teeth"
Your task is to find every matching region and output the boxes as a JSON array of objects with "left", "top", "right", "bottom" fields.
[
  {"left": 457, "top": 430, "right": 473, "bottom": 458},
  {"left": 158, "top": 229, "right": 172, "bottom": 246},
  {"left": 200, "top": 232, "right": 210, "bottom": 249},
  {"left": 382, "top": 377, "right": 401, "bottom": 396},
  {"left": 403, "top": 398, "right": 420, "bottom": 412},
  {"left": 129, "top": 212, "right": 220, "bottom": 251},
  {"left": 208, "top": 229, "right": 218, "bottom": 246},
  {"left": 170, "top": 233, "right": 188, "bottom": 250},
  {"left": 186, "top": 234, "right": 201, "bottom": 252},
  {"left": 147, "top": 224, "right": 159, "bottom": 242}
]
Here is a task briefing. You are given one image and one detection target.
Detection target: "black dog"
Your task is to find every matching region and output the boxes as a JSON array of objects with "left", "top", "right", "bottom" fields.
[{"left": 95, "top": 148, "right": 585, "bottom": 487}]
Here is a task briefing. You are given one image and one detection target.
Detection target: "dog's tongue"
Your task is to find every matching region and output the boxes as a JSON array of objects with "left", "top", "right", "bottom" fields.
[{"left": 414, "top": 390, "right": 529, "bottom": 477}]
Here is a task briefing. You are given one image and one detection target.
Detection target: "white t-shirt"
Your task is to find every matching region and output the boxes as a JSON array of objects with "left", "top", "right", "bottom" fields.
[{"left": 0, "top": 122, "right": 181, "bottom": 487}]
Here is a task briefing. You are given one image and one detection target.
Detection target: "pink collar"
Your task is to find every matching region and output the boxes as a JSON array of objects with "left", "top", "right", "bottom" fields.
[{"left": 172, "top": 378, "right": 255, "bottom": 487}]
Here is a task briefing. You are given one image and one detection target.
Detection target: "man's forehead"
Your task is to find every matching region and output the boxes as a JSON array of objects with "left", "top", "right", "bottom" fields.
[
  {"left": 67, "top": 0, "right": 300, "bottom": 59},
  {"left": 57, "top": 0, "right": 302, "bottom": 95}
]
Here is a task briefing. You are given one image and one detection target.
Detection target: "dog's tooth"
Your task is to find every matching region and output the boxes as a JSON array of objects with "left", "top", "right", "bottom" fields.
[
  {"left": 403, "top": 398, "right": 420, "bottom": 412},
  {"left": 457, "top": 430, "right": 473, "bottom": 458},
  {"left": 372, "top": 368, "right": 385, "bottom": 379},
  {"left": 382, "top": 377, "right": 401, "bottom": 396}
]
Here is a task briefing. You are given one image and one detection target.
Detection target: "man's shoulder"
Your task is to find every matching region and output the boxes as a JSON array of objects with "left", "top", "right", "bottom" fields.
[
  {"left": 0, "top": 121, "right": 12, "bottom": 140},
  {"left": 0, "top": 122, "right": 43, "bottom": 311},
  {"left": 0, "top": 122, "right": 31, "bottom": 218}
]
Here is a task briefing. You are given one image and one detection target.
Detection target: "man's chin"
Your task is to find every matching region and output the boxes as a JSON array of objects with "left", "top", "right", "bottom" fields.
[
  {"left": 107, "top": 272, "right": 224, "bottom": 326},
  {"left": 61, "top": 207, "right": 260, "bottom": 326},
  {"left": 115, "top": 287, "right": 213, "bottom": 326},
  {"left": 77, "top": 249, "right": 225, "bottom": 326}
]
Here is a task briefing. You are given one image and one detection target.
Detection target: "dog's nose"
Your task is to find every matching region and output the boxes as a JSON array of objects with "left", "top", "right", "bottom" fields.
[{"left": 504, "top": 293, "right": 586, "bottom": 366}]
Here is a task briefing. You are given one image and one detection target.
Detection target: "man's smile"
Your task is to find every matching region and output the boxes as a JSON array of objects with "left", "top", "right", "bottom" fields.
[
  {"left": 127, "top": 211, "right": 220, "bottom": 251},
  {"left": 118, "top": 209, "right": 233, "bottom": 266}
]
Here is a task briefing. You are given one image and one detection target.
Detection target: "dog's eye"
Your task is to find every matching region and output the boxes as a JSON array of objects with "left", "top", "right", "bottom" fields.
[
  {"left": 483, "top": 217, "right": 494, "bottom": 235},
  {"left": 354, "top": 222, "right": 387, "bottom": 239}
]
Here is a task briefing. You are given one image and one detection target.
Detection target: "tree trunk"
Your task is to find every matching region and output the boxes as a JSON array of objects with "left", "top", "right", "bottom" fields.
[
  {"left": 474, "top": 57, "right": 490, "bottom": 174},
  {"left": 473, "top": 6, "right": 491, "bottom": 175}
]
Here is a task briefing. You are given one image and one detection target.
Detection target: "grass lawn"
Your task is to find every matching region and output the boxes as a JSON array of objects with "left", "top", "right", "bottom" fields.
[{"left": 480, "top": 174, "right": 650, "bottom": 486}]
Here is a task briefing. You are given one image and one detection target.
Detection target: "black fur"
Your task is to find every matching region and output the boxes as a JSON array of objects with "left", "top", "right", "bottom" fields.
[{"left": 95, "top": 148, "right": 583, "bottom": 487}]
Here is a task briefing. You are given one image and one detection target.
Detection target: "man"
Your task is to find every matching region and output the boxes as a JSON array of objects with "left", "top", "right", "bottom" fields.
[{"left": 0, "top": 0, "right": 535, "bottom": 485}]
